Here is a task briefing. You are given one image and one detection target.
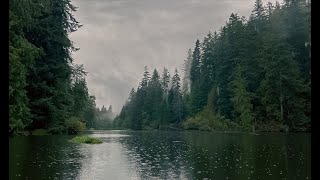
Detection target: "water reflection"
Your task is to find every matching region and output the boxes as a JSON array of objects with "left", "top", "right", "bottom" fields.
[
  {"left": 76, "top": 141, "right": 138, "bottom": 179},
  {"left": 120, "top": 131, "right": 193, "bottom": 179},
  {"left": 9, "top": 135, "right": 83, "bottom": 180},
  {"left": 9, "top": 131, "right": 310, "bottom": 180}
]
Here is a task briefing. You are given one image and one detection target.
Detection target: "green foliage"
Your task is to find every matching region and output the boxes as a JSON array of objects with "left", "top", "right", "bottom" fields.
[
  {"left": 182, "top": 49, "right": 192, "bottom": 95},
  {"left": 9, "top": 0, "right": 44, "bottom": 134},
  {"left": 23, "top": 0, "right": 83, "bottom": 130},
  {"left": 116, "top": 0, "right": 310, "bottom": 132},
  {"left": 168, "top": 69, "right": 183, "bottom": 124},
  {"left": 114, "top": 67, "right": 186, "bottom": 130},
  {"left": 93, "top": 106, "right": 114, "bottom": 129},
  {"left": 70, "top": 135, "right": 102, "bottom": 144},
  {"left": 183, "top": 1, "right": 309, "bottom": 132},
  {"left": 190, "top": 39, "right": 201, "bottom": 83},
  {"left": 183, "top": 108, "right": 228, "bottom": 131},
  {"left": 9, "top": 0, "right": 98, "bottom": 134},
  {"left": 31, "top": 129, "right": 50, "bottom": 136},
  {"left": 230, "top": 65, "right": 255, "bottom": 131},
  {"left": 65, "top": 117, "right": 86, "bottom": 134},
  {"left": 48, "top": 125, "right": 66, "bottom": 135}
]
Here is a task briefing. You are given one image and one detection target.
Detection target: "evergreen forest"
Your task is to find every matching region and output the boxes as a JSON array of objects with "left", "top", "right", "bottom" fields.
[
  {"left": 9, "top": 0, "right": 114, "bottom": 134},
  {"left": 113, "top": 0, "right": 311, "bottom": 132}
]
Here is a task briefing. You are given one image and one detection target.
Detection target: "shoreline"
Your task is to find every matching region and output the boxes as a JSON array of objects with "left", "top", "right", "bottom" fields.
[{"left": 12, "top": 128, "right": 311, "bottom": 137}]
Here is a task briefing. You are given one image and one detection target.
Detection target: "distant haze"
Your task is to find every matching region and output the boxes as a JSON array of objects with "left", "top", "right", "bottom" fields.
[{"left": 70, "top": 0, "right": 277, "bottom": 113}]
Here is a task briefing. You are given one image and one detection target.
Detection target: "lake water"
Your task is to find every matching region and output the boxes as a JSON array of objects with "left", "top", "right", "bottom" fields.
[{"left": 9, "top": 130, "right": 311, "bottom": 180}]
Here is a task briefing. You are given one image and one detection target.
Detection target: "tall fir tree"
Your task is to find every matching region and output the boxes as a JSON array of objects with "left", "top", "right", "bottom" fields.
[
  {"left": 230, "top": 65, "right": 255, "bottom": 131},
  {"left": 182, "top": 49, "right": 192, "bottom": 95}
]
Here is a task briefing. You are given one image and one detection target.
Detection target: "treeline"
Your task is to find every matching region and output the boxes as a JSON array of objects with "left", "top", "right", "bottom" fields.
[
  {"left": 9, "top": 0, "right": 97, "bottom": 134},
  {"left": 113, "top": 67, "right": 186, "bottom": 130},
  {"left": 114, "top": 0, "right": 311, "bottom": 132},
  {"left": 93, "top": 105, "right": 115, "bottom": 129}
]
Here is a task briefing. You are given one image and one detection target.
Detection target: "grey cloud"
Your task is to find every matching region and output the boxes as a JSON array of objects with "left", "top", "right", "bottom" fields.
[{"left": 70, "top": 0, "right": 277, "bottom": 113}]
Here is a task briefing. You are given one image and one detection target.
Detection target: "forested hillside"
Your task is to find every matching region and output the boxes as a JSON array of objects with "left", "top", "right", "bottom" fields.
[
  {"left": 93, "top": 105, "right": 115, "bottom": 129},
  {"left": 113, "top": 0, "right": 311, "bottom": 132},
  {"left": 9, "top": 0, "right": 104, "bottom": 134}
]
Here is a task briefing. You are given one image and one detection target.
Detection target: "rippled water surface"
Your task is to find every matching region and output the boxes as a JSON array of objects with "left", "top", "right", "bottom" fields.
[{"left": 9, "top": 130, "right": 311, "bottom": 180}]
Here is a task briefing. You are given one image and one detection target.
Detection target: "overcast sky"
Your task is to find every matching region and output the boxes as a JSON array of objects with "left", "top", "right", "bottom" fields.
[{"left": 70, "top": 0, "right": 277, "bottom": 113}]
